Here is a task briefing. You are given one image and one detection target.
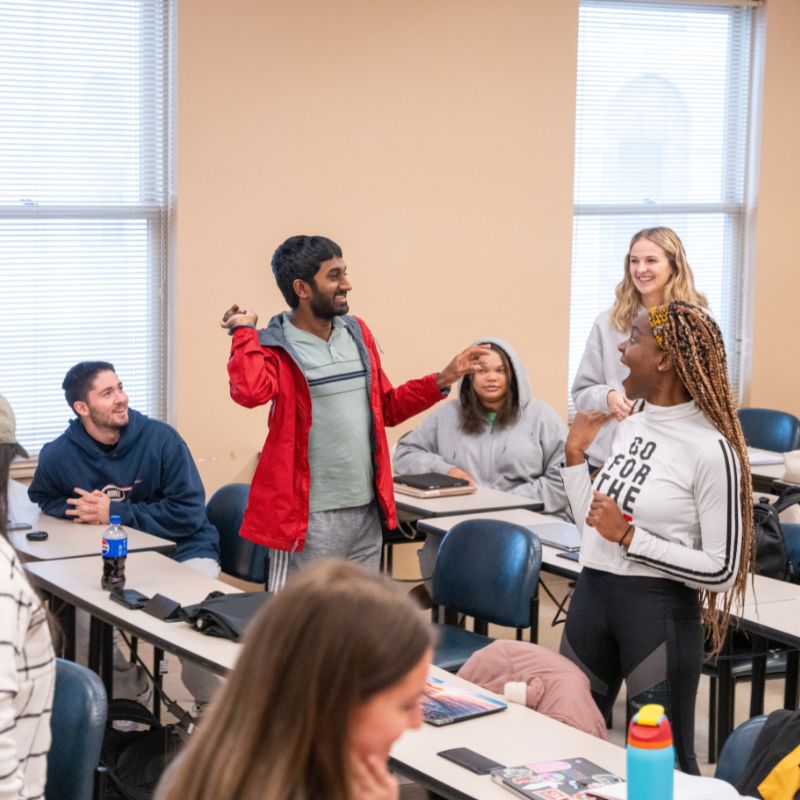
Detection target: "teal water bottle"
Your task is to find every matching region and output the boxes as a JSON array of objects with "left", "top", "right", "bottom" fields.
[{"left": 627, "top": 703, "right": 674, "bottom": 800}]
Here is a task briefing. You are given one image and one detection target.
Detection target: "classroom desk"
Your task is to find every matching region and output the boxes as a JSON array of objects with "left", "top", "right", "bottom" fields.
[
  {"left": 394, "top": 486, "right": 544, "bottom": 519},
  {"left": 25, "top": 551, "right": 242, "bottom": 679},
  {"left": 9, "top": 512, "right": 175, "bottom": 561},
  {"left": 748, "top": 448, "right": 797, "bottom": 493},
  {"left": 416, "top": 508, "right": 582, "bottom": 580},
  {"left": 390, "top": 666, "right": 626, "bottom": 800}
]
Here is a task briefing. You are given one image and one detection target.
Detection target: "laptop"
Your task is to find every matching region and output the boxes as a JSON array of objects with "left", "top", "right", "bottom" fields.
[
  {"left": 526, "top": 520, "right": 582, "bottom": 552},
  {"left": 393, "top": 472, "right": 477, "bottom": 499}
]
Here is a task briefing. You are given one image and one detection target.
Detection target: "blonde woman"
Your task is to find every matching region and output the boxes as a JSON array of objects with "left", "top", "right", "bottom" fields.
[{"left": 571, "top": 227, "right": 707, "bottom": 467}]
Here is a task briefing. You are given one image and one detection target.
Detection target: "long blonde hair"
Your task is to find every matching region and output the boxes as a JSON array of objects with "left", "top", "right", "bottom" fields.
[
  {"left": 157, "top": 561, "right": 433, "bottom": 800},
  {"left": 611, "top": 227, "right": 707, "bottom": 332},
  {"left": 650, "top": 302, "right": 753, "bottom": 654}
]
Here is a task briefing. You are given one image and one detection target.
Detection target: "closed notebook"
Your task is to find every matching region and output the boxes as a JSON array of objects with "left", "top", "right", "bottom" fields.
[
  {"left": 526, "top": 521, "right": 582, "bottom": 552},
  {"left": 393, "top": 472, "right": 477, "bottom": 498}
]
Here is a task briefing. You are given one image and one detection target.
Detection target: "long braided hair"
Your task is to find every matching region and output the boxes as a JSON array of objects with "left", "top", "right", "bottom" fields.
[{"left": 649, "top": 301, "right": 753, "bottom": 653}]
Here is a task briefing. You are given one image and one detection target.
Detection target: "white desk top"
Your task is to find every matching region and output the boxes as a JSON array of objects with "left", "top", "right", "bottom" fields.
[
  {"left": 9, "top": 512, "right": 175, "bottom": 561},
  {"left": 417, "top": 508, "right": 583, "bottom": 577},
  {"left": 735, "top": 598, "right": 800, "bottom": 648},
  {"left": 25, "top": 551, "right": 241, "bottom": 675},
  {"left": 395, "top": 486, "right": 544, "bottom": 518},
  {"left": 390, "top": 666, "right": 625, "bottom": 799},
  {"left": 748, "top": 448, "right": 798, "bottom": 486}
]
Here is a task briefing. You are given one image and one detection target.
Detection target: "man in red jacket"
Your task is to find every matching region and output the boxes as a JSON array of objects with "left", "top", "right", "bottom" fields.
[{"left": 221, "top": 235, "right": 487, "bottom": 590}]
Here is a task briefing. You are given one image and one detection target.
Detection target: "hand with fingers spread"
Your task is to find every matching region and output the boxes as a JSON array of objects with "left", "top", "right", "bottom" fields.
[
  {"left": 350, "top": 754, "right": 399, "bottom": 800},
  {"left": 435, "top": 344, "right": 492, "bottom": 390},
  {"left": 220, "top": 303, "right": 258, "bottom": 330},
  {"left": 586, "top": 489, "right": 630, "bottom": 543},
  {"left": 65, "top": 487, "right": 111, "bottom": 525},
  {"left": 565, "top": 411, "right": 614, "bottom": 465},
  {"left": 607, "top": 390, "right": 634, "bottom": 421}
]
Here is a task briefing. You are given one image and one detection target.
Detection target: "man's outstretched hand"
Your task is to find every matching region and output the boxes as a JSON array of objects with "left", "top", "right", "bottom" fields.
[{"left": 435, "top": 345, "right": 492, "bottom": 390}]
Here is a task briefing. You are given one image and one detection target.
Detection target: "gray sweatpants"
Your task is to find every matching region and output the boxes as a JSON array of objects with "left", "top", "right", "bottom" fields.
[{"left": 268, "top": 500, "right": 382, "bottom": 591}]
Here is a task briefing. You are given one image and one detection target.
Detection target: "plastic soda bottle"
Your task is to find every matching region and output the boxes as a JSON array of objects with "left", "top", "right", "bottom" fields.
[
  {"left": 101, "top": 515, "right": 128, "bottom": 591},
  {"left": 626, "top": 703, "right": 674, "bottom": 800}
]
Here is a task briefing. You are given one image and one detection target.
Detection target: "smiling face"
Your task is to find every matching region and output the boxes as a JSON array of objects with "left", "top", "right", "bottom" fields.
[
  {"left": 471, "top": 349, "right": 509, "bottom": 411},
  {"left": 628, "top": 237, "right": 673, "bottom": 309},
  {"left": 618, "top": 311, "right": 665, "bottom": 400},
  {"left": 307, "top": 256, "right": 351, "bottom": 319},
  {"left": 348, "top": 649, "right": 430, "bottom": 762},
  {"left": 75, "top": 370, "right": 129, "bottom": 441}
]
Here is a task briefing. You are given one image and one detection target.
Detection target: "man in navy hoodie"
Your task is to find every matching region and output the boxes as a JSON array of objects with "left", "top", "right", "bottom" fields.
[{"left": 29, "top": 361, "right": 221, "bottom": 710}]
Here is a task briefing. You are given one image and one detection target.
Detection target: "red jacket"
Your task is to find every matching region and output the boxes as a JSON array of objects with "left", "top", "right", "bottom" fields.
[{"left": 227, "top": 314, "right": 444, "bottom": 551}]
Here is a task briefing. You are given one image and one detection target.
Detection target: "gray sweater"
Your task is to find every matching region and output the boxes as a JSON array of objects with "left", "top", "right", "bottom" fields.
[
  {"left": 571, "top": 309, "right": 630, "bottom": 466},
  {"left": 393, "top": 338, "right": 570, "bottom": 516}
]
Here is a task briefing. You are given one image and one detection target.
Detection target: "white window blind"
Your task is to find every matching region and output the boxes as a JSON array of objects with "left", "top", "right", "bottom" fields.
[
  {"left": 0, "top": 0, "right": 172, "bottom": 455},
  {"left": 568, "top": 0, "right": 760, "bottom": 414}
]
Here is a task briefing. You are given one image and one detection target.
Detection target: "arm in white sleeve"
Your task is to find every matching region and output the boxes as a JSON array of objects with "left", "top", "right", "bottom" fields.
[
  {"left": 625, "top": 439, "right": 742, "bottom": 592},
  {"left": 392, "top": 409, "right": 455, "bottom": 476},
  {"left": 560, "top": 462, "right": 593, "bottom": 531},
  {"left": 571, "top": 319, "right": 616, "bottom": 413}
]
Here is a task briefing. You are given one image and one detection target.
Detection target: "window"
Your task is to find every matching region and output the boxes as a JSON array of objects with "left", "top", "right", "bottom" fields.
[
  {"left": 568, "top": 0, "right": 762, "bottom": 413},
  {"left": 0, "top": 0, "right": 173, "bottom": 456}
]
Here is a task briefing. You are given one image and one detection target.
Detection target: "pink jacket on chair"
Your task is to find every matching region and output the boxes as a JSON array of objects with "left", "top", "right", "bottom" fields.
[{"left": 457, "top": 640, "right": 608, "bottom": 740}]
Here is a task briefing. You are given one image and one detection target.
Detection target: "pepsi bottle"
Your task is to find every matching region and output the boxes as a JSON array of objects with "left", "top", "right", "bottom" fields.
[{"left": 101, "top": 515, "right": 128, "bottom": 591}]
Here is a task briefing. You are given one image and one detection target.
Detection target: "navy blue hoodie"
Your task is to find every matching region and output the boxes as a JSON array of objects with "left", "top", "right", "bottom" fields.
[{"left": 28, "top": 409, "right": 219, "bottom": 563}]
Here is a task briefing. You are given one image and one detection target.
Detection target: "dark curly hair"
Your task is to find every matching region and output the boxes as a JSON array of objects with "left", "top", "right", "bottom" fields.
[{"left": 271, "top": 236, "right": 343, "bottom": 308}]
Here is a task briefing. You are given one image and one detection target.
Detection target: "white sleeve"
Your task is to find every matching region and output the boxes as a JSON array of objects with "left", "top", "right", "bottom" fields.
[
  {"left": 0, "top": 587, "right": 25, "bottom": 800},
  {"left": 392, "top": 408, "right": 455, "bottom": 476},
  {"left": 625, "top": 439, "right": 742, "bottom": 592},
  {"left": 560, "top": 462, "right": 593, "bottom": 531},
  {"left": 571, "top": 317, "right": 614, "bottom": 413}
]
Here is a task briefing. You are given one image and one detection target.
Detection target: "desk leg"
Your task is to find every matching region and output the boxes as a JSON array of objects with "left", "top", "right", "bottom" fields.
[
  {"left": 89, "top": 616, "right": 115, "bottom": 699},
  {"left": 716, "top": 643, "right": 734, "bottom": 759},
  {"left": 46, "top": 592, "right": 76, "bottom": 661},
  {"left": 153, "top": 648, "right": 164, "bottom": 721},
  {"left": 785, "top": 650, "right": 799, "bottom": 709},
  {"left": 749, "top": 635, "right": 768, "bottom": 717}
]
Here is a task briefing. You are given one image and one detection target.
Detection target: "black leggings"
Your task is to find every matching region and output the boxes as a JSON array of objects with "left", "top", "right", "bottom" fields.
[{"left": 560, "top": 567, "right": 703, "bottom": 774}]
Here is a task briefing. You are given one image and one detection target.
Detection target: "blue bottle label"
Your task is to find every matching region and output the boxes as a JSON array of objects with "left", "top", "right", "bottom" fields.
[{"left": 102, "top": 537, "right": 128, "bottom": 559}]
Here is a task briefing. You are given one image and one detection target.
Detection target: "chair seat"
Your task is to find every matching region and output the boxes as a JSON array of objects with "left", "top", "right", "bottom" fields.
[{"left": 433, "top": 625, "right": 495, "bottom": 672}]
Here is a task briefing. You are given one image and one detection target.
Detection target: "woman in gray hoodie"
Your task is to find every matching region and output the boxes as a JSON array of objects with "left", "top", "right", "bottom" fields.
[{"left": 394, "top": 338, "right": 569, "bottom": 586}]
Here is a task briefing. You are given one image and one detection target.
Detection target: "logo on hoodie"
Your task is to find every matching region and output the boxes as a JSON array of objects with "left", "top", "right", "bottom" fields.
[{"left": 101, "top": 482, "right": 138, "bottom": 501}]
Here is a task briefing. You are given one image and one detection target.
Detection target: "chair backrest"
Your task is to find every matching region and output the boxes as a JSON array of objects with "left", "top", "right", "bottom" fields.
[
  {"left": 714, "top": 714, "right": 767, "bottom": 786},
  {"left": 46, "top": 659, "right": 107, "bottom": 800},
  {"left": 738, "top": 408, "right": 800, "bottom": 453},
  {"left": 206, "top": 483, "right": 269, "bottom": 584},
  {"left": 432, "top": 519, "right": 542, "bottom": 629}
]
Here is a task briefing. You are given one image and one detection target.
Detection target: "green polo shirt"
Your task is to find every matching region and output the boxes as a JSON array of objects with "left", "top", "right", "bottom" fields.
[{"left": 283, "top": 314, "right": 374, "bottom": 513}]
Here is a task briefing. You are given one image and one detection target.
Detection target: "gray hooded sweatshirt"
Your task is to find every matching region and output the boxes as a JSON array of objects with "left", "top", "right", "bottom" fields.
[{"left": 393, "top": 337, "right": 569, "bottom": 516}]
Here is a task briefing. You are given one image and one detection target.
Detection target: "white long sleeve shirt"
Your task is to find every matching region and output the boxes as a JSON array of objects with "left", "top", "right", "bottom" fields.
[
  {"left": 0, "top": 536, "right": 55, "bottom": 800},
  {"left": 571, "top": 309, "right": 630, "bottom": 466},
  {"left": 561, "top": 400, "right": 742, "bottom": 593}
]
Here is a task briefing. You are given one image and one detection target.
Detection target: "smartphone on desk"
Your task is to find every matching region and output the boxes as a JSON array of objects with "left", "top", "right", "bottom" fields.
[
  {"left": 437, "top": 747, "right": 504, "bottom": 774},
  {"left": 109, "top": 589, "right": 150, "bottom": 610}
]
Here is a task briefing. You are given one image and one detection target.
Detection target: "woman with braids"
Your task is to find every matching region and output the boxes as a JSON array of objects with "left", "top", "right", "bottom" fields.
[
  {"left": 156, "top": 559, "right": 432, "bottom": 800},
  {"left": 559, "top": 302, "right": 752, "bottom": 774},
  {"left": 571, "top": 227, "right": 707, "bottom": 468}
]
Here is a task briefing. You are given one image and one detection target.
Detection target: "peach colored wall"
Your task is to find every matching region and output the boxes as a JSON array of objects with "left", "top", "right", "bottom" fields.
[
  {"left": 176, "top": 0, "right": 799, "bottom": 494},
  {"left": 749, "top": 0, "right": 800, "bottom": 418},
  {"left": 176, "top": 1, "right": 580, "bottom": 491}
]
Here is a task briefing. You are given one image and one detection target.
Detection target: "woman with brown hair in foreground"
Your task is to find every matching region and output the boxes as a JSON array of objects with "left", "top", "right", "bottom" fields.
[{"left": 156, "top": 559, "right": 433, "bottom": 800}]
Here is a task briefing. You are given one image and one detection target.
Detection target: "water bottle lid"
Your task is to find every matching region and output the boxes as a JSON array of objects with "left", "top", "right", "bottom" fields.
[
  {"left": 627, "top": 704, "right": 673, "bottom": 749},
  {"left": 110, "top": 515, "right": 122, "bottom": 525}
]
